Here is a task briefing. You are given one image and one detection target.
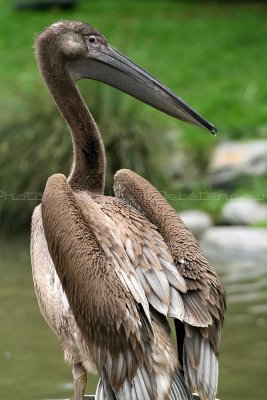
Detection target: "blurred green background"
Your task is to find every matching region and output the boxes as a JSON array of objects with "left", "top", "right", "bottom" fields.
[
  {"left": 0, "top": 1, "right": 267, "bottom": 400},
  {"left": 1, "top": 0, "right": 267, "bottom": 230}
]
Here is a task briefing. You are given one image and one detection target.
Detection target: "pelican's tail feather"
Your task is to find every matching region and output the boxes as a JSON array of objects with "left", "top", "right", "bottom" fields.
[
  {"left": 95, "top": 365, "right": 157, "bottom": 400},
  {"left": 169, "top": 370, "right": 195, "bottom": 400},
  {"left": 95, "top": 371, "right": 116, "bottom": 400},
  {"left": 95, "top": 368, "right": 194, "bottom": 400}
]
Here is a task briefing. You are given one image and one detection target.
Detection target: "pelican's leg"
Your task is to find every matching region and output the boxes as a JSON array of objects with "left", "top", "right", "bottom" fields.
[{"left": 72, "top": 362, "right": 87, "bottom": 400}]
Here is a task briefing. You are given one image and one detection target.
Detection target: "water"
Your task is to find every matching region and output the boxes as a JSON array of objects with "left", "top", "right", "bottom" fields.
[
  {"left": 0, "top": 234, "right": 266, "bottom": 400},
  {"left": 216, "top": 262, "right": 267, "bottom": 400}
]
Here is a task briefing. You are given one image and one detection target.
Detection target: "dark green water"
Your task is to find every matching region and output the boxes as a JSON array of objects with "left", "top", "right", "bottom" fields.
[{"left": 0, "top": 234, "right": 266, "bottom": 400}]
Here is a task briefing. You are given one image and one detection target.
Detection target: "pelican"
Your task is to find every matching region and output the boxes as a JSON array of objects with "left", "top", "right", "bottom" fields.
[{"left": 31, "top": 21, "right": 225, "bottom": 400}]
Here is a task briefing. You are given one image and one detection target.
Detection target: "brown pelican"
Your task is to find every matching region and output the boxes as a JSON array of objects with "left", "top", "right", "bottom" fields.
[{"left": 31, "top": 21, "right": 225, "bottom": 400}]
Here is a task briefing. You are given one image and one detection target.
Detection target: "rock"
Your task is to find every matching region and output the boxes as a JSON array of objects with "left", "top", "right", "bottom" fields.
[
  {"left": 179, "top": 209, "right": 213, "bottom": 237},
  {"left": 200, "top": 227, "right": 267, "bottom": 266},
  {"left": 222, "top": 198, "right": 267, "bottom": 225},
  {"left": 209, "top": 140, "right": 267, "bottom": 187}
]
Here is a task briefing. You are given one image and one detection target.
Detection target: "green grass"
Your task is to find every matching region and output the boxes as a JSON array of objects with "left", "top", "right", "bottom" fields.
[
  {"left": 1, "top": 1, "right": 267, "bottom": 229},
  {"left": 250, "top": 220, "right": 267, "bottom": 229}
]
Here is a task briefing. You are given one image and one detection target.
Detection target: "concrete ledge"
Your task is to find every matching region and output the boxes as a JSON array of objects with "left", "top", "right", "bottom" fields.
[
  {"left": 83, "top": 396, "right": 200, "bottom": 399},
  {"left": 83, "top": 395, "right": 201, "bottom": 399},
  {"left": 52, "top": 394, "right": 202, "bottom": 400}
]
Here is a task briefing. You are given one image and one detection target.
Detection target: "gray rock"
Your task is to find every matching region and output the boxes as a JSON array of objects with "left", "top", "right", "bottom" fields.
[
  {"left": 179, "top": 209, "right": 213, "bottom": 237},
  {"left": 209, "top": 140, "right": 267, "bottom": 187},
  {"left": 200, "top": 227, "right": 267, "bottom": 266},
  {"left": 222, "top": 198, "right": 267, "bottom": 225}
]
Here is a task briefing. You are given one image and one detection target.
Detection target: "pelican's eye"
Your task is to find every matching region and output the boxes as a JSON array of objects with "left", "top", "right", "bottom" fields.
[
  {"left": 84, "top": 34, "right": 104, "bottom": 53},
  {"left": 88, "top": 35, "right": 96, "bottom": 43}
]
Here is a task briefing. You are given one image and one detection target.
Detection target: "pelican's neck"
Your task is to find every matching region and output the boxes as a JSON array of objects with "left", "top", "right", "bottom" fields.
[{"left": 38, "top": 53, "right": 105, "bottom": 194}]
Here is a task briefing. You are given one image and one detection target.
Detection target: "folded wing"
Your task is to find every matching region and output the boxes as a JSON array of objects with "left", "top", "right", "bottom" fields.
[
  {"left": 114, "top": 169, "right": 226, "bottom": 400},
  {"left": 41, "top": 173, "right": 156, "bottom": 398}
]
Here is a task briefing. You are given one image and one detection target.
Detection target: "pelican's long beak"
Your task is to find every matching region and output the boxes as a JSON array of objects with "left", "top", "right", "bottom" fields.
[{"left": 67, "top": 44, "right": 216, "bottom": 134}]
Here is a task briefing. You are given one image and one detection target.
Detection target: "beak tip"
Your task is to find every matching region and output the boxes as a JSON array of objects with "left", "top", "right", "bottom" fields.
[{"left": 210, "top": 124, "right": 217, "bottom": 135}]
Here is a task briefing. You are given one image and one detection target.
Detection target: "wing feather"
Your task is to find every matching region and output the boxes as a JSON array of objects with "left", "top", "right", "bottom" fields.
[
  {"left": 145, "top": 268, "right": 170, "bottom": 304},
  {"left": 168, "top": 287, "right": 185, "bottom": 320},
  {"left": 159, "top": 257, "right": 187, "bottom": 292},
  {"left": 184, "top": 325, "right": 218, "bottom": 400},
  {"left": 146, "top": 290, "right": 169, "bottom": 316},
  {"left": 113, "top": 169, "right": 226, "bottom": 400},
  {"left": 92, "top": 193, "right": 189, "bottom": 320},
  {"left": 41, "top": 174, "right": 155, "bottom": 397},
  {"left": 74, "top": 191, "right": 151, "bottom": 323}
]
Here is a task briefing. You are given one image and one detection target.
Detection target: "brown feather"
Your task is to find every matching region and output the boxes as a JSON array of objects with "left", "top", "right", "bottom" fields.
[
  {"left": 114, "top": 169, "right": 226, "bottom": 400},
  {"left": 41, "top": 174, "right": 154, "bottom": 390},
  {"left": 32, "top": 20, "right": 217, "bottom": 400}
]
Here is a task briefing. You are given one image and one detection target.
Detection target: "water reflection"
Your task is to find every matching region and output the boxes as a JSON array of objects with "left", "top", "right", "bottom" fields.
[
  {"left": 0, "top": 235, "right": 266, "bottom": 400},
  {"left": 216, "top": 262, "right": 267, "bottom": 400}
]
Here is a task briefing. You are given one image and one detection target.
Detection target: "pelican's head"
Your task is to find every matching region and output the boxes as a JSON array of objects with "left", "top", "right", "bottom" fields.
[{"left": 35, "top": 20, "right": 216, "bottom": 134}]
